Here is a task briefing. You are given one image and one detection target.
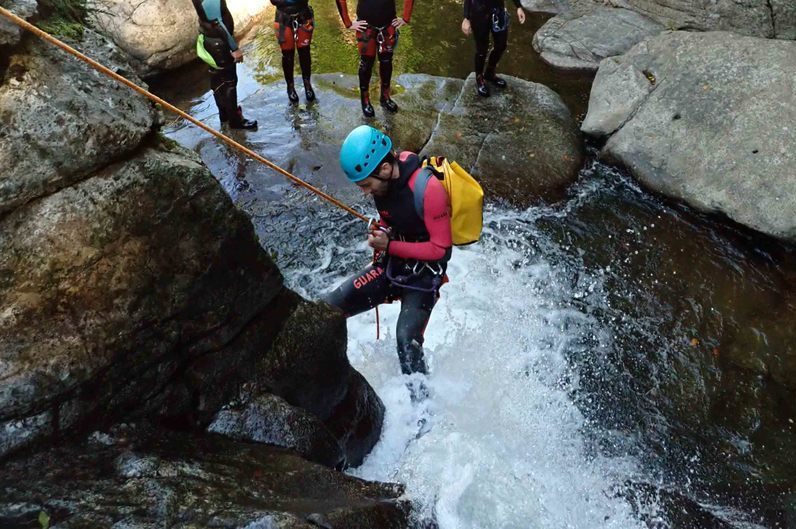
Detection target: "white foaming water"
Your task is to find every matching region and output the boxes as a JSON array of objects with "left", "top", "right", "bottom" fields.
[{"left": 287, "top": 205, "right": 650, "bottom": 529}]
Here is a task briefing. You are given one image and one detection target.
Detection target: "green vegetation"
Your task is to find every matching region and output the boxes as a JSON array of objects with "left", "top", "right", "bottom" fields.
[
  {"left": 37, "top": 0, "right": 88, "bottom": 40},
  {"left": 38, "top": 511, "right": 50, "bottom": 529}
]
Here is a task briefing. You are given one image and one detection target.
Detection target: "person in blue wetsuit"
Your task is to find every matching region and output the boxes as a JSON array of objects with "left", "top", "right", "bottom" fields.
[
  {"left": 461, "top": 0, "right": 526, "bottom": 97},
  {"left": 271, "top": 0, "right": 316, "bottom": 104},
  {"left": 192, "top": 0, "right": 257, "bottom": 129}
]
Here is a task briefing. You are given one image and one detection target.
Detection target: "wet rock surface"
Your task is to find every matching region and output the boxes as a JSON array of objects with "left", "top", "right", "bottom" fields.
[
  {"left": 0, "top": 425, "right": 408, "bottom": 529},
  {"left": 532, "top": 7, "right": 664, "bottom": 71},
  {"left": 0, "top": 29, "right": 158, "bottom": 215},
  {"left": 209, "top": 392, "right": 346, "bottom": 468},
  {"left": 0, "top": 0, "right": 36, "bottom": 47},
  {"left": 0, "top": 143, "right": 284, "bottom": 456},
  {"left": 87, "top": 0, "right": 271, "bottom": 76},
  {"left": 583, "top": 31, "right": 796, "bottom": 243}
]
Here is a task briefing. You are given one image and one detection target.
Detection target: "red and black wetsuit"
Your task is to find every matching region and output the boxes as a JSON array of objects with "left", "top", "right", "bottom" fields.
[
  {"left": 270, "top": 0, "right": 314, "bottom": 95},
  {"left": 335, "top": 0, "right": 415, "bottom": 108},
  {"left": 464, "top": 0, "right": 521, "bottom": 80},
  {"left": 325, "top": 152, "right": 452, "bottom": 375}
]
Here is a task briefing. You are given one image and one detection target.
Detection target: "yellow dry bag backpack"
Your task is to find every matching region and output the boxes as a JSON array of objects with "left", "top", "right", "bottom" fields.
[{"left": 415, "top": 156, "right": 484, "bottom": 246}]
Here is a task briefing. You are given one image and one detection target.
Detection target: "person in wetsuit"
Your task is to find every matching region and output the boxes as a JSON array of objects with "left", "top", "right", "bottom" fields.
[
  {"left": 192, "top": 0, "right": 257, "bottom": 129},
  {"left": 461, "top": 0, "right": 526, "bottom": 97},
  {"left": 326, "top": 125, "right": 452, "bottom": 379},
  {"left": 270, "top": 0, "right": 315, "bottom": 104},
  {"left": 335, "top": 0, "right": 415, "bottom": 117}
]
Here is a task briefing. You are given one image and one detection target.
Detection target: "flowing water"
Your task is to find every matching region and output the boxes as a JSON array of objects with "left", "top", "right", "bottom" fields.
[
  {"left": 150, "top": 2, "right": 796, "bottom": 526},
  {"left": 277, "top": 161, "right": 796, "bottom": 529}
]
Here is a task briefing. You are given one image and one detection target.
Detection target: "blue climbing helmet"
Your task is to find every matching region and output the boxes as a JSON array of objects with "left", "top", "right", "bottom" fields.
[{"left": 339, "top": 125, "right": 393, "bottom": 183}]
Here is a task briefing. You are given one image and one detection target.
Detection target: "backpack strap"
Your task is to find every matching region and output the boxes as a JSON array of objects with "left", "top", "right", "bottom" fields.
[{"left": 413, "top": 167, "right": 435, "bottom": 219}]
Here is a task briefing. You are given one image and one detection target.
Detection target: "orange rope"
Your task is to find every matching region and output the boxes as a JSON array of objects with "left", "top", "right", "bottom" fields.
[{"left": 0, "top": 6, "right": 368, "bottom": 223}]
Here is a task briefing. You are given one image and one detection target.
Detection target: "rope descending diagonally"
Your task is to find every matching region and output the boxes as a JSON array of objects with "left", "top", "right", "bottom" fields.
[{"left": 0, "top": 6, "right": 368, "bottom": 224}]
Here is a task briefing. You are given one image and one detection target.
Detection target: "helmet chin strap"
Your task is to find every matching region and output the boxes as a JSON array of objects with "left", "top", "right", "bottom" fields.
[{"left": 371, "top": 161, "right": 396, "bottom": 182}]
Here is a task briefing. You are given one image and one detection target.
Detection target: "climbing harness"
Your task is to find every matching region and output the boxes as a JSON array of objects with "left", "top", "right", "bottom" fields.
[
  {"left": 0, "top": 6, "right": 368, "bottom": 225},
  {"left": 358, "top": 24, "right": 396, "bottom": 55},
  {"left": 491, "top": 7, "right": 509, "bottom": 33}
]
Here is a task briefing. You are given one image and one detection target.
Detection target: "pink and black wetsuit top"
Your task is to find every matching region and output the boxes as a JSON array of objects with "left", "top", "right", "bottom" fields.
[{"left": 374, "top": 151, "right": 452, "bottom": 266}]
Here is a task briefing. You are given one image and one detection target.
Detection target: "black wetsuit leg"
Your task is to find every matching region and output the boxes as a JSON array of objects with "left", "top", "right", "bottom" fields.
[
  {"left": 359, "top": 55, "right": 376, "bottom": 96},
  {"left": 486, "top": 23, "right": 508, "bottom": 74},
  {"left": 471, "top": 15, "right": 491, "bottom": 76},
  {"left": 297, "top": 46, "right": 311, "bottom": 79},
  {"left": 282, "top": 49, "right": 296, "bottom": 86},
  {"left": 203, "top": 36, "right": 239, "bottom": 121},
  {"left": 395, "top": 289, "right": 435, "bottom": 375},
  {"left": 325, "top": 263, "right": 395, "bottom": 316},
  {"left": 378, "top": 51, "right": 393, "bottom": 95}
]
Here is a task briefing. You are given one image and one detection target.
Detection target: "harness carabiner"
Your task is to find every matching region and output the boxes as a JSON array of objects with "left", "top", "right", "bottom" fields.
[{"left": 491, "top": 7, "right": 509, "bottom": 32}]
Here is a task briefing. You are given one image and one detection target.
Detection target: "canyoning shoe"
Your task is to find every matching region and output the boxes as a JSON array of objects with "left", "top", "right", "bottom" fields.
[
  {"left": 287, "top": 84, "right": 299, "bottom": 104},
  {"left": 303, "top": 78, "right": 316, "bottom": 103},
  {"left": 485, "top": 73, "right": 507, "bottom": 88},
  {"left": 380, "top": 96, "right": 399, "bottom": 113},
  {"left": 228, "top": 106, "right": 258, "bottom": 130},
  {"left": 476, "top": 75, "right": 490, "bottom": 97},
  {"left": 361, "top": 95, "right": 375, "bottom": 118},
  {"left": 229, "top": 117, "right": 258, "bottom": 130}
]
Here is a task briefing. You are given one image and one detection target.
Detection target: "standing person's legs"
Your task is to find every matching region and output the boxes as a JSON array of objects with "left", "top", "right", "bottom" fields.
[
  {"left": 485, "top": 22, "right": 509, "bottom": 87},
  {"left": 275, "top": 12, "right": 299, "bottom": 103},
  {"left": 377, "top": 25, "right": 399, "bottom": 112},
  {"left": 204, "top": 37, "right": 257, "bottom": 129},
  {"left": 356, "top": 28, "right": 378, "bottom": 117},
  {"left": 471, "top": 17, "right": 491, "bottom": 97},
  {"left": 395, "top": 289, "right": 437, "bottom": 375},
  {"left": 210, "top": 63, "right": 238, "bottom": 122},
  {"left": 296, "top": 7, "right": 316, "bottom": 101}
]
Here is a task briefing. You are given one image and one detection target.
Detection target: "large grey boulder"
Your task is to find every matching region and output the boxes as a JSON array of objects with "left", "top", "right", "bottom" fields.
[
  {"left": 611, "top": 0, "right": 795, "bottom": 40},
  {"left": 582, "top": 31, "right": 796, "bottom": 242},
  {"left": 87, "top": 0, "right": 271, "bottom": 76},
  {"left": 532, "top": 8, "right": 664, "bottom": 71},
  {"left": 0, "top": 425, "right": 408, "bottom": 528},
  {"left": 524, "top": 0, "right": 796, "bottom": 39},
  {"left": 422, "top": 73, "right": 583, "bottom": 205},
  {"left": 0, "top": 29, "right": 158, "bottom": 216},
  {"left": 520, "top": 0, "right": 569, "bottom": 14},
  {"left": 0, "top": 0, "right": 36, "bottom": 47}
]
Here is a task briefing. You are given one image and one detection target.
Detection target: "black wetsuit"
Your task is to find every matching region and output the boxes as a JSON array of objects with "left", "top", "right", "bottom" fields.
[
  {"left": 464, "top": 0, "right": 521, "bottom": 78},
  {"left": 325, "top": 153, "right": 450, "bottom": 375},
  {"left": 192, "top": 0, "right": 242, "bottom": 124}
]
